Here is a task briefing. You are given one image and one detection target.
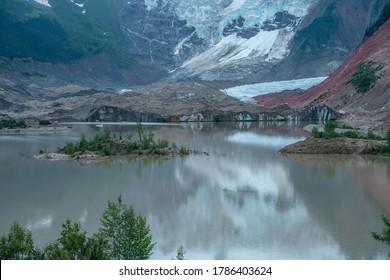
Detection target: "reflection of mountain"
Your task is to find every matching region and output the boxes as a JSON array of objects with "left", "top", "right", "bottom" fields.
[
  {"left": 283, "top": 155, "right": 388, "bottom": 259},
  {"left": 149, "top": 154, "right": 345, "bottom": 259},
  {"left": 348, "top": 161, "right": 390, "bottom": 214},
  {"left": 0, "top": 124, "right": 387, "bottom": 259}
]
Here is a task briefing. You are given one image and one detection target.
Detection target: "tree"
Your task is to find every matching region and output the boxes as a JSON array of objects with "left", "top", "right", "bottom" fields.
[
  {"left": 42, "top": 219, "right": 108, "bottom": 260},
  {"left": 135, "top": 122, "right": 144, "bottom": 142},
  {"left": 324, "top": 120, "right": 336, "bottom": 134},
  {"left": 371, "top": 214, "right": 390, "bottom": 258},
  {"left": 0, "top": 222, "right": 37, "bottom": 260},
  {"left": 176, "top": 246, "right": 185, "bottom": 260},
  {"left": 99, "top": 196, "right": 154, "bottom": 260}
]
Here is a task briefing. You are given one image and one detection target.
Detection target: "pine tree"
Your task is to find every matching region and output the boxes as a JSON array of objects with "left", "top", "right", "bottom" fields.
[{"left": 371, "top": 214, "right": 390, "bottom": 258}]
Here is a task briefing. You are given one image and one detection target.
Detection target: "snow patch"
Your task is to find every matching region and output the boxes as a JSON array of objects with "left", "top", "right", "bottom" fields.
[
  {"left": 180, "top": 27, "right": 294, "bottom": 76},
  {"left": 222, "top": 0, "right": 247, "bottom": 14},
  {"left": 223, "top": 77, "right": 328, "bottom": 101},
  {"left": 145, "top": 0, "right": 159, "bottom": 11},
  {"left": 30, "top": 0, "right": 51, "bottom": 7},
  {"left": 70, "top": 0, "right": 85, "bottom": 8}
]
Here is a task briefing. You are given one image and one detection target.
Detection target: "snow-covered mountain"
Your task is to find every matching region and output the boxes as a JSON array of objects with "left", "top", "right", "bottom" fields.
[
  {"left": 1, "top": 0, "right": 389, "bottom": 86},
  {"left": 117, "top": 0, "right": 389, "bottom": 82},
  {"left": 118, "top": 0, "right": 317, "bottom": 81}
]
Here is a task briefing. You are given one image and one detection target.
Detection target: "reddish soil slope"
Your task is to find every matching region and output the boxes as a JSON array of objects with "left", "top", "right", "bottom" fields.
[{"left": 255, "top": 19, "right": 390, "bottom": 126}]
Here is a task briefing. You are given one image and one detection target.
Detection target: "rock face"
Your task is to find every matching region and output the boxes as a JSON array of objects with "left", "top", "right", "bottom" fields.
[
  {"left": 0, "top": 77, "right": 341, "bottom": 123},
  {"left": 256, "top": 16, "right": 390, "bottom": 129},
  {"left": 86, "top": 106, "right": 165, "bottom": 123},
  {"left": 116, "top": 0, "right": 388, "bottom": 83}
]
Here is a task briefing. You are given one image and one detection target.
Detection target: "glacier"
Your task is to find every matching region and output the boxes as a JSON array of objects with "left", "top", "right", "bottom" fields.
[
  {"left": 149, "top": 0, "right": 319, "bottom": 79},
  {"left": 223, "top": 77, "right": 327, "bottom": 101},
  {"left": 157, "top": 0, "right": 316, "bottom": 41}
]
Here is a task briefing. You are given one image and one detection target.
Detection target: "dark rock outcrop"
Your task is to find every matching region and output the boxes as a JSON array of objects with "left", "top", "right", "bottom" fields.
[{"left": 87, "top": 106, "right": 165, "bottom": 123}]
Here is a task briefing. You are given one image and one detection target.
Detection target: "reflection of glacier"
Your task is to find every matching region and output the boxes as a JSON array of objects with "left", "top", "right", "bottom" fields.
[
  {"left": 226, "top": 132, "right": 305, "bottom": 148},
  {"left": 27, "top": 215, "right": 53, "bottom": 231},
  {"left": 151, "top": 155, "right": 344, "bottom": 259}
]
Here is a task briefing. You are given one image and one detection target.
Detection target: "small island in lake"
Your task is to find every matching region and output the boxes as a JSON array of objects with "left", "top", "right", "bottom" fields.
[
  {"left": 35, "top": 123, "right": 203, "bottom": 163},
  {"left": 279, "top": 121, "right": 390, "bottom": 156}
]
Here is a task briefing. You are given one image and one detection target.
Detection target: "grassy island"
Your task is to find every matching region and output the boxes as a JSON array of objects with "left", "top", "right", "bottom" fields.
[
  {"left": 280, "top": 121, "right": 390, "bottom": 156},
  {"left": 61, "top": 129, "right": 189, "bottom": 156},
  {"left": 36, "top": 123, "right": 200, "bottom": 162}
]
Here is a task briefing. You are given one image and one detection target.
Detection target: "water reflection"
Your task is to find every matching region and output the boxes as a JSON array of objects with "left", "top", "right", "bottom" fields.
[
  {"left": 0, "top": 123, "right": 388, "bottom": 259},
  {"left": 226, "top": 132, "right": 305, "bottom": 148}
]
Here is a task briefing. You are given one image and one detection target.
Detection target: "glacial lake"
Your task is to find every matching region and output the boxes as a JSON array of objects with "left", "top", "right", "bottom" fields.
[{"left": 0, "top": 122, "right": 389, "bottom": 259}]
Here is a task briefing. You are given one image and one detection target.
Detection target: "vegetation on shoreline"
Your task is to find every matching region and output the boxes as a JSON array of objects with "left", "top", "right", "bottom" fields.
[
  {"left": 278, "top": 120, "right": 390, "bottom": 156},
  {"left": 60, "top": 123, "right": 190, "bottom": 157},
  {"left": 0, "top": 119, "right": 28, "bottom": 130},
  {"left": 0, "top": 197, "right": 154, "bottom": 260},
  {"left": 311, "top": 120, "right": 387, "bottom": 143}
]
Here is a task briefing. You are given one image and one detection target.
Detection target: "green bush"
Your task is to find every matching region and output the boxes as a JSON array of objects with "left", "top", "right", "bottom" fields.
[
  {"left": 324, "top": 120, "right": 336, "bottom": 134},
  {"left": 340, "top": 131, "right": 359, "bottom": 139},
  {"left": 39, "top": 120, "right": 51, "bottom": 126},
  {"left": 350, "top": 62, "right": 380, "bottom": 93},
  {"left": 63, "top": 142, "right": 76, "bottom": 155},
  {"left": 179, "top": 145, "right": 190, "bottom": 155},
  {"left": 311, "top": 127, "right": 321, "bottom": 138},
  {"left": 0, "top": 119, "right": 27, "bottom": 129}
]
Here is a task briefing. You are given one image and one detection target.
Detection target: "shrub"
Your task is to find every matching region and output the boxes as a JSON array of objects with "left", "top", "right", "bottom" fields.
[
  {"left": 63, "top": 142, "right": 76, "bottom": 155},
  {"left": 39, "top": 120, "right": 51, "bottom": 126},
  {"left": 0, "top": 119, "right": 28, "bottom": 129},
  {"left": 350, "top": 61, "right": 380, "bottom": 93},
  {"left": 340, "top": 131, "right": 359, "bottom": 139},
  {"left": 311, "top": 127, "right": 321, "bottom": 138},
  {"left": 367, "top": 129, "right": 376, "bottom": 140},
  {"left": 324, "top": 120, "right": 336, "bottom": 134},
  {"left": 179, "top": 145, "right": 190, "bottom": 155}
]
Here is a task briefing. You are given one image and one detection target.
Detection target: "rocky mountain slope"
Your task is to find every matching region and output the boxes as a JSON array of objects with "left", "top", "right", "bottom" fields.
[
  {"left": 256, "top": 16, "right": 390, "bottom": 130},
  {"left": 1, "top": 0, "right": 388, "bottom": 88},
  {"left": 0, "top": 0, "right": 166, "bottom": 87},
  {"left": 1, "top": 0, "right": 389, "bottom": 124},
  {"left": 0, "top": 79, "right": 339, "bottom": 122},
  {"left": 119, "top": 0, "right": 389, "bottom": 83}
]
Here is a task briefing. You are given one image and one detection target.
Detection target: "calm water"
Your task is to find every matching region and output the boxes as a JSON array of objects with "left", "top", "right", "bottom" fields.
[{"left": 0, "top": 122, "right": 389, "bottom": 260}]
